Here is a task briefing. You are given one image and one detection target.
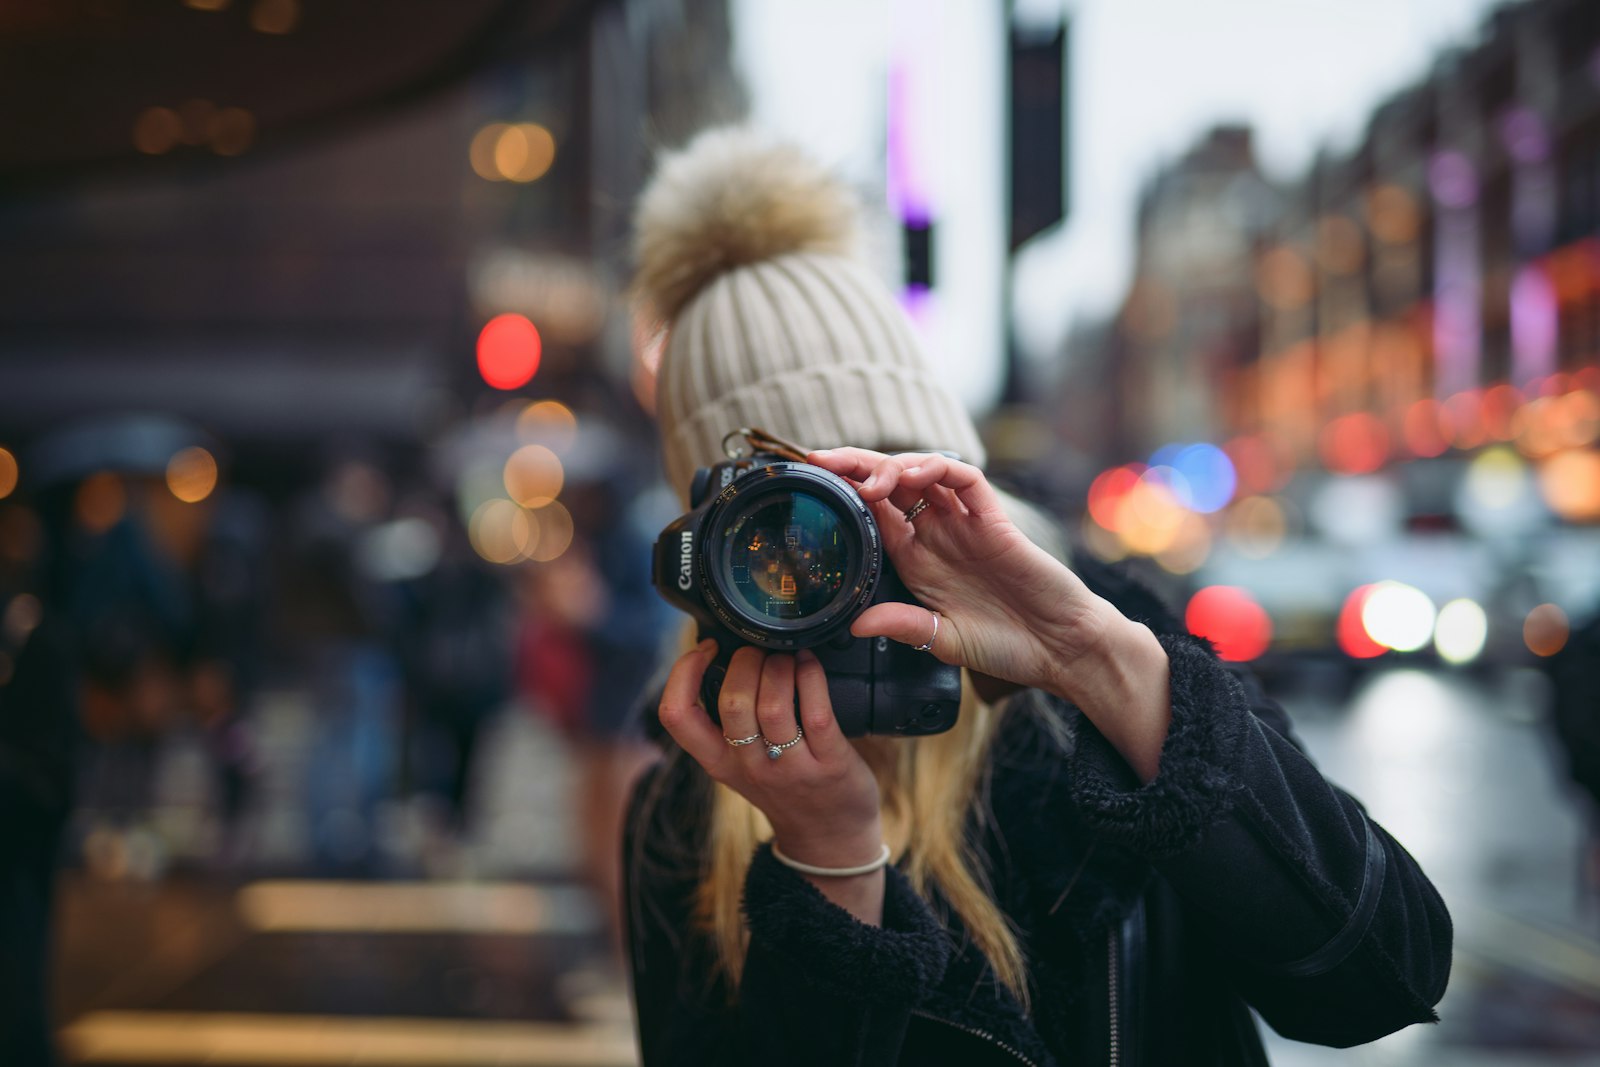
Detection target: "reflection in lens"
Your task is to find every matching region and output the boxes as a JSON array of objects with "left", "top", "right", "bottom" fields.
[{"left": 721, "top": 492, "right": 850, "bottom": 622}]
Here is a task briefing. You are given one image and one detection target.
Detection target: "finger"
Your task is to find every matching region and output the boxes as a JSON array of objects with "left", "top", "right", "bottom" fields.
[
  {"left": 906, "top": 454, "right": 1003, "bottom": 515},
  {"left": 851, "top": 603, "right": 951, "bottom": 662},
  {"left": 895, "top": 458, "right": 966, "bottom": 513},
  {"left": 657, "top": 639, "right": 729, "bottom": 772},
  {"left": 718, "top": 645, "right": 766, "bottom": 747},
  {"left": 806, "top": 447, "right": 889, "bottom": 483},
  {"left": 794, "top": 649, "right": 851, "bottom": 762},
  {"left": 859, "top": 453, "right": 935, "bottom": 504},
  {"left": 754, "top": 653, "right": 802, "bottom": 748}
]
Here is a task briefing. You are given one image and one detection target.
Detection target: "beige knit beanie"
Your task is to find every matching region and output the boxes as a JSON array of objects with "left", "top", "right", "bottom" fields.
[{"left": 633, "top": 127, "right": 986, "bottom": 499}]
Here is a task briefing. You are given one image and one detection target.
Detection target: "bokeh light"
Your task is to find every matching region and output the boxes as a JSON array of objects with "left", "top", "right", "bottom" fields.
[
  {"left": 3, "top": 593, "right": 42, "bottom": 644},
  {"left": 0, "top": 447, "right": 16, "bottom": 500},
  {"left": 1116, "top": 472, "right": 1187, "bottom": 555},
  {"left": 1557, "top": 388, "right": 1600, "bottom": 448},
  {"left": 1524, "top": 603, "right": 1570, "bottom": 657},
  {"left": 1444, "top": 390, "right": 1487, "bottom": 449},
  {"left": 1184, "top": 585, "right": 1271, "bottom": 662},
  {"left": 166, "top": 447, "right": 219, "bottom": 503},
  {"left": 503, "top": 445, "right": 563, "bottom": 509},
  {"left": 1464, "top": 446, "right": 1528, "bottom": 511},
  {"left": 75, "top": 473, "right": 126, "bottom": 534},
  {"left": 477, "top": 314, "right": 542, "bottom": 390},
  {"left": 1164, "top": 443, "right": 1236, "bottom": 513},
  {"left": 525, "top": 501, "right": 574, "bottom": 563},
  {"left": 1152, "top": 511, "right": 1211, "bottom": 574},
  {"left": 469, "top": 123, "right": 509, "bottom": 181},
  {"left": 516, "top": 400, "right": 578, "bottom": 451},
  {"left": 1361, "top": 581, "right": 1436, "bottom": 653},
  {"left": 208, "top": 107, "right": 257, "bottom": 157},
  {"left": 1536, "top": 448, "right": 1600, "bottom": 521},
  {"left": 133, "top": 107, "right": 183, "bottom": 155},
  {"left": 468, "top": 499, "right": 535, "bottom": 565},
  {"left": 250, "top": 0, "right": 299, "bottom": 34},
  {"left": 1338, "top": 585, "right": 1387, "bottom": 659},
  {"left": 1319, "top": 412, "right": 1390, "bottom": 474},
  {"left": 1087, "top": 465, "right": 1143, "bottom": 530},
  {"left": 1223, "top": 495, "right": 1287, "bottom": 559},
  {"left": 1223, "top": 435, "right": 1283, "bottom": 496},
  {"left": 486, "top": 123, "right": 557, "bottom": 183},
  {"left": 1402, "top": 399, "right": 1451, "bottom": 458},
  {"left": 1434, "top": 599, "right": 1488, "bottom": 665}
]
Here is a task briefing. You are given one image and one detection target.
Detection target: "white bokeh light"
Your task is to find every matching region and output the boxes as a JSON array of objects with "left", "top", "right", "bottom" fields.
[
  {"left": 1362, "top": 581, "right": 1437, "bottom": 654},
  {"left": 1433, "top": 598, "right": 1488, "bottom": 666}
]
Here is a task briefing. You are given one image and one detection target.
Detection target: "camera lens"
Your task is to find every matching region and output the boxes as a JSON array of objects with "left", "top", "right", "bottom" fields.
[{"left": 719, "top": 490, "right": 851, "bottom": 623}]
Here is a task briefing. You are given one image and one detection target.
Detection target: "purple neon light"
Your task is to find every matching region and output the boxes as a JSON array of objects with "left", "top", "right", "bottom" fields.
[
  {"left": 1511, "top": 264, "right": 1557, "bottom": 387},
  {"left": 1500, "top": 107, "right": 1550, "bottom": 166},
  {"left": 886, "top": 63, "right": 932, "bottom": 227},
  {"left": 1428, "top": 151, "right": 1478, "bottom": 209},
  {"left": 1433, "top": 210, "right": 1481, "bottom": 397}
]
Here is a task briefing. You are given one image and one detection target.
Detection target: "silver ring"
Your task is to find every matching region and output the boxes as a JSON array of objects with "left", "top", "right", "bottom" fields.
[
  {"left": 914, "top": 610, "right": 940, "bottom": 653},
  {"left": 765, "top": 724, "right": 804, "bottom": 760},
  {"left": 903, "top": 498, "right": 931, "bottom": 522},
  {"left": 725, "top": 732, "right": 763, "bottom": 747}
]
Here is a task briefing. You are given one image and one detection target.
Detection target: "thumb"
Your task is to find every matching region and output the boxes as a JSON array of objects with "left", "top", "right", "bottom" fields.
[{"left": 852, "top": 602, "right": 943, "bottom": 655}]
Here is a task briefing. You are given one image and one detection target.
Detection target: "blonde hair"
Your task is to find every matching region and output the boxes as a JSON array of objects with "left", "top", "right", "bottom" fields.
[{"left": 693, "top": 675, "right": 1032, "bottom": 1005}]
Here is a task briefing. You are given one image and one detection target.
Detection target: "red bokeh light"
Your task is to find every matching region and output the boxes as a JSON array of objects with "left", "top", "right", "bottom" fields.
[
  {"left": 1402, "top": 398, "right": 1450, "bottom": 458},
  {"left": 1185, "top": 585, "right": 1272, "bottom": 662},
  {"left": 1087, "top": 464, "right": 1144, "bottom": 530},
  {"left": 1337, "top": 584, "right": 1387, "bottom": 659},
  {"left": 477, "top": 314, "right": 542, "bottom": 390},
  {"left": 1223, "top": 435, "right": 1282, "bottom": 495},
  {"left": 1319, "top": 412, "right": 1390, "bottom": 474}
]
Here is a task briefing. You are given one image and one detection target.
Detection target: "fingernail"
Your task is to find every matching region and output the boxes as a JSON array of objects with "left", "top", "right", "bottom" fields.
[
  {"left": 698, "top": 637, "right": 718, "bottom": 654},
  {"left": 863, "top": 475, "right": 880, "bottom": 491},
  {"left": 903, "top": 465, "right": 921, "bottom": 476},
  {"left": 796, "top": 648, "right": 817, "bottom": 665},
  {"left": 810, "top": 449, "right": 832, "bottom": 458}
]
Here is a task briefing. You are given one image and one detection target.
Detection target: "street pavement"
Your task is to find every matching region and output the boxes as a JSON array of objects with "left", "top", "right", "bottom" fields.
[{"left": 50, "top": 665, "right": 1600, "bottom": 1065}]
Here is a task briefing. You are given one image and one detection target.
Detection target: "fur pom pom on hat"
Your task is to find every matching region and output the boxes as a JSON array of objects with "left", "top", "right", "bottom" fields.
[{"left": 633, "top": 127, "right": 988, "bottom": 501}]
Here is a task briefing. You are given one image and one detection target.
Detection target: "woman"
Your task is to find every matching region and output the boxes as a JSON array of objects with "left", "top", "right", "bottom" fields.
[{"left": 624, "top": 128, "right": 1451, "bottom": 1066}]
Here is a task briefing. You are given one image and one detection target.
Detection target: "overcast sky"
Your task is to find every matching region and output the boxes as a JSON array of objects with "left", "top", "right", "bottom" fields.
[{"left": 735, "top": 0, "right": 1509, "bottom": 391}]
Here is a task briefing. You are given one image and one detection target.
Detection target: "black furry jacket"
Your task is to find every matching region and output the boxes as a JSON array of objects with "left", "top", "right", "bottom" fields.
[{"left": 622, "top": 559, "right": 1452, "bottom": 1066}]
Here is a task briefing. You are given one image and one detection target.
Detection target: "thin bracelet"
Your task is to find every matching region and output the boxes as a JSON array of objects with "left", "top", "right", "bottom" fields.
[{"left": 770, "top": 841, "right": 892, "bottom": 878}]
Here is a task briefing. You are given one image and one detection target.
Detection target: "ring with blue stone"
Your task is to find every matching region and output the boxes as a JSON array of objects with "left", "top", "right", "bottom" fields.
[{"left": 766, "top": 725, "right": 804, "bottom": 760}]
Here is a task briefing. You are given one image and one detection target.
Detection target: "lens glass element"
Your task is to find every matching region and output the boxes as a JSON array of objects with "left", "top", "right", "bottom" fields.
[{"left": 720, "top": 491, "right": 851, "bottom": 622}]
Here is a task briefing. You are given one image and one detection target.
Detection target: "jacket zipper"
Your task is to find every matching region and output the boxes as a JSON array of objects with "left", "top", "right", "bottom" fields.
[
  {"left": 910, "top": 1010, "right": 1039, "bottom": 1067},
  {"left": 1107, "top": 925, "right": 1121, "bottom": 1067}
]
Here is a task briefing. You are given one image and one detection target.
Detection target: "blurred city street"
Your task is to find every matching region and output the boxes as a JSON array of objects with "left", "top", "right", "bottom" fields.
[
  {"left": 41, "top": 662, "right": 1600, "bottom": 1066},
  {"left": 4, "top": 0, "right": 1600, "bottom": 1064}
]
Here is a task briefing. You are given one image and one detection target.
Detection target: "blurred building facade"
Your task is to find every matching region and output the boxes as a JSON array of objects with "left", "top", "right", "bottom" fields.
[{"left": 1057, "top": 0, "right": 1600, "bottom": 664}]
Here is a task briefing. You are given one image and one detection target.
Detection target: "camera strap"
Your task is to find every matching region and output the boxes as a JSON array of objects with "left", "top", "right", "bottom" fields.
[{"left": 722, "top": 426, "right": 809, "bottom": 463}]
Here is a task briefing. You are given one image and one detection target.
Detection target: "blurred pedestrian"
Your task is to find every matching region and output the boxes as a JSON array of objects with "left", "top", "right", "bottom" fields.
[
  {"left": 622, "top": 128, "right": 1451, "bottom": 1066},
  {"left": 286, "top": 455, "right": 402, "bottom": 872},
  {"left": 400, "top": 520, "right": 512, "bottom": 835}
]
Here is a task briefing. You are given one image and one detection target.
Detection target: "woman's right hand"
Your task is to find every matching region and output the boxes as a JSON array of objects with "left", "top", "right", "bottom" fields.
[{"left": 658, "top": 640, "right": 887, "bottom": 921}]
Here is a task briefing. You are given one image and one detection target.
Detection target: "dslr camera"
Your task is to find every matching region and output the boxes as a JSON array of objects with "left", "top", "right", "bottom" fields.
[{"left": 652, "top": 452, "right": 961, "bottom": 737}]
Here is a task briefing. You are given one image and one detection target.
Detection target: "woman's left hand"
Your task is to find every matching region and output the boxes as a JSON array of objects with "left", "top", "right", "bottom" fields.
[
  {"left": 807, "top": 447, "right": 1103, "bottom": 694},
  {"left": 807, "top": 447, "right": 1173, "bottom": 780}
]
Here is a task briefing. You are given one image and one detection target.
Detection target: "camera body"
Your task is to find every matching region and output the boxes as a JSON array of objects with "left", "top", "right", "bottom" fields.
[{"left": 652, "top": 453, "right": 961, "bottom": 737}]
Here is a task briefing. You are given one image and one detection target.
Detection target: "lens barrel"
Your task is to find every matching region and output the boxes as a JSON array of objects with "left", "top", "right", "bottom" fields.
[{"left": 699, "top": 462, "right": 881, "bottom": 650}]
